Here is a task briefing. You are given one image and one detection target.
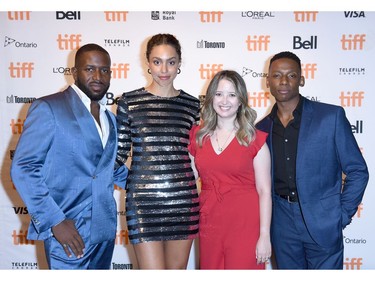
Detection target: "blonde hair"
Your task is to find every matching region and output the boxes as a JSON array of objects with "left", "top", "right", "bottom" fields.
[{"left": 196, "top": 70, "right": 257, "bottom": 147}]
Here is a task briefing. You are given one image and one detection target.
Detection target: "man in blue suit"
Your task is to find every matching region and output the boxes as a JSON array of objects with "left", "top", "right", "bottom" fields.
[
  {"left": 10, "top": 43, "right": 128, "bottom": 269},
  {"left": 256, "top": 51, "right": 369, "bottom": 269}
]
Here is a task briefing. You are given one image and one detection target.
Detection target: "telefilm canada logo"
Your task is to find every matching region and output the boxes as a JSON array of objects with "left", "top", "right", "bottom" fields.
[
  {"left": 104, "top": 39, "right": 130, "bottom": 47},
  {"left": 339, "top": 67, "right": 365, "bottom": 75},
  {"left": 11, "top": 261, "right": 39, "bottom": 269},
  {"left": 4, "top": 36, "right": 37, "bottom": 48}
]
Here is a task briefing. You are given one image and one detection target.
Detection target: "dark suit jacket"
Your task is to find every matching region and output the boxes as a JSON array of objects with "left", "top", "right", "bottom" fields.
[
  {"left": 11, "top": 86, "right": 128, "bottom": 244},
  {"left": 256, "top": 96, "right": 368, "bottom": 247}
]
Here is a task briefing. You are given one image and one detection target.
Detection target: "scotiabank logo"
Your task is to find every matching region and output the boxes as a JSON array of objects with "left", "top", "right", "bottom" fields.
[
  {"left": 8, "top": 62, "right": 34, "bottom": 78},
  {"left": 104, "top": 11, "right": 128, "bottom": 21},
  {"left": 245, "top": 35, "right": 270, "bottom": 51},
  {"left": 293, "top": 11, "right": 318, "bottom": 22},
  {"left": 7, "top": 11, "right": 31, "bottom": 20},
  {"left": 339, "top": 91, "right": 365, "bottom": 107},
  {"left": 199, "top": 64, "right": 223, "bottom": 79},
  {"left": 341, "top": 34, "right": 366, "bottom": 50},
  {"left": 199, "top": 11, "right": 223, "bottom": 23}
]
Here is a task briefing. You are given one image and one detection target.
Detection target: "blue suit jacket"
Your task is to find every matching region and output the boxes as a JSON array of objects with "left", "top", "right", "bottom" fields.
[
  {"left": 256, "top": 96, "right": 369, "bottom": 247},
  {"left": 10, "top": 86, "right": 128, "bottom": 244}
]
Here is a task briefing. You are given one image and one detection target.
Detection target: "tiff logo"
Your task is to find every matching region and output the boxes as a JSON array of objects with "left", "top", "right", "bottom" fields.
[
  {"left": 302, "top": 63, "right": 317, "bottom": 79},
  {"left": 105, "top": 11, "right": 129, "bottom": 21},
  {"left": 339, "top": 91, "right": 364, "bottom": 107},
  {"left": 199, "top": 64, "right": 223, "bottom": 79},
  {"left": 246, "top": 35, "right": 270, "bottom": 51},
  {"left": 10, "top": 119, "right": 25, "bottom": 134},
  {"left": 344, "top": 258, "right": 363, "bottom": 270},
  {"left": 199, "top": 11, "right": 223, "bottom": 22},
  {"left": 248, "top": 92, "right": 270, "bottom": 107},
  {"left": 294, "top": 11, "right": 318, "bottom": 22},
  {"left": 12, "top": 230, "right": 35, "bottom": 245},
  {"left": 111, "top": 63, "right": 130, "bottom": 79},
  {"left": 341, "top": 34, "right": 366, "bottom": 50},
  {"left": 8, "top": 11, "right": 31, "bottom": 20},
  {"left": 9, "top": 62, "right": 34, "bottom": 78},
  {"left": 115, "top": 230, "right": 130, "bottom": 245},
  {"left": 57, "top": 34, "right": 82, "bottom": 50}
]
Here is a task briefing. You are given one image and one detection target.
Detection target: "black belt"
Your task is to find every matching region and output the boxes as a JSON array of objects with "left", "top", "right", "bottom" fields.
[{"left": 276, "top": 194, "right": 299, "bottom": 203}]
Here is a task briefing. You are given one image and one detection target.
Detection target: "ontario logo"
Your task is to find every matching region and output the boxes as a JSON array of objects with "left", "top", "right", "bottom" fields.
[
  {"left": 4, "top": 36, "right": 37, "bottom": 48},
  {"left": 242, "top": 67, "right": 267, "bottom": 78}
]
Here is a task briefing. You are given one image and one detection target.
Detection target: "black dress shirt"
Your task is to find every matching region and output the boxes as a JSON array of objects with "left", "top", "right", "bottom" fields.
[{"left": 271, "top": 96, "right": 304, "bottom": 198}]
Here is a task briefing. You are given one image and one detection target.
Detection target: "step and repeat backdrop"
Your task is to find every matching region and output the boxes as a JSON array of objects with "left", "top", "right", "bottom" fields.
[{"left": 0, "top": 11, "right": 374, "bottom": 270}]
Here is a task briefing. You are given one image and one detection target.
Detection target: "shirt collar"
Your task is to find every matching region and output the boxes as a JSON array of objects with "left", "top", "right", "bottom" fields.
[{"left": 71, "top": 84, "right": 108, "bottom": 110}]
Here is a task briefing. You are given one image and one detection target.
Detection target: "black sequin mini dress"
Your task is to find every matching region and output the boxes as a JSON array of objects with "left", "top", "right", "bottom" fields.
[{"left": 116, "top": 88, "right": 200, "bottom": 244}]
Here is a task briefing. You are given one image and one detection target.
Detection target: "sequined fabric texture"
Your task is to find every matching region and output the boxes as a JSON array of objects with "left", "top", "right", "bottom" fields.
[{"left": 116, "top": 88, "right": 200, "bottom": 244}]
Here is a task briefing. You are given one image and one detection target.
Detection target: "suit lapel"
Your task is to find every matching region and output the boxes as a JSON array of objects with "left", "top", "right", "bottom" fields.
[
  {"left": 95, "top": 110, "right": 116, "bottom": 174},
  {"left": 65, "top": 87, "right": 104, "bottom": 164}
]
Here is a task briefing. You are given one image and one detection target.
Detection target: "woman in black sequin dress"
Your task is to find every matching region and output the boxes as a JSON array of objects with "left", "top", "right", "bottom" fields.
[{"left": 116, "top": 33, "right": 200, "bottom": 269}]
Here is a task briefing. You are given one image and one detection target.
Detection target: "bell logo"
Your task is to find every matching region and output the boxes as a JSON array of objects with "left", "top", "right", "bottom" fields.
[{"left": 344, "top": 258, "right": 363, "bottom": 270}]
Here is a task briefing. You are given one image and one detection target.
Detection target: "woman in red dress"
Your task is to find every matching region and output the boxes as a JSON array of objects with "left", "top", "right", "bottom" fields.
[{"left": 189, "top": 70, "right": 272, "bottom": 269}]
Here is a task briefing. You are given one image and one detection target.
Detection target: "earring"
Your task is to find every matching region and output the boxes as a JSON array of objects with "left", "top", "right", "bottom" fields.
[
  {"left": 148, "top": 69, "right": 151, "bottom": 74},
  {"left": 177, "top": 68, "right": 181, "bottom": 74}
]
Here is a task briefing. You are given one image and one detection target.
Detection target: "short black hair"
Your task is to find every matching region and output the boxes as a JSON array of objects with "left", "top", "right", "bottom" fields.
[
  {"left": 74, "top": 43, "right": 110, "bottom": 66},
  {"left": 269, "top": 51, "right": 301, "bottom": 71}
]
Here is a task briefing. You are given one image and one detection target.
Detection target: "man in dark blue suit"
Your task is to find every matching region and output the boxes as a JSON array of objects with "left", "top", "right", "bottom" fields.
[
  {"left": 256, "top": 51, "right": 369, "bottom": 269},
  {"left": 10, "top": 44, "right": 128, "bottom": 269}
]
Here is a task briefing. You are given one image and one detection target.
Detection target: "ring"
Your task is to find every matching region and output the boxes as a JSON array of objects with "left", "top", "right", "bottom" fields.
[{"left": 63, "top": 244, "right": 68, "bottom": 248}]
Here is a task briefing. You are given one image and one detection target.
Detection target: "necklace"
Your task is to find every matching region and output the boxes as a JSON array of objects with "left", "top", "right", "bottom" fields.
[{"left": 215, "top": 128, "right": 234, "bottom": 152}]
